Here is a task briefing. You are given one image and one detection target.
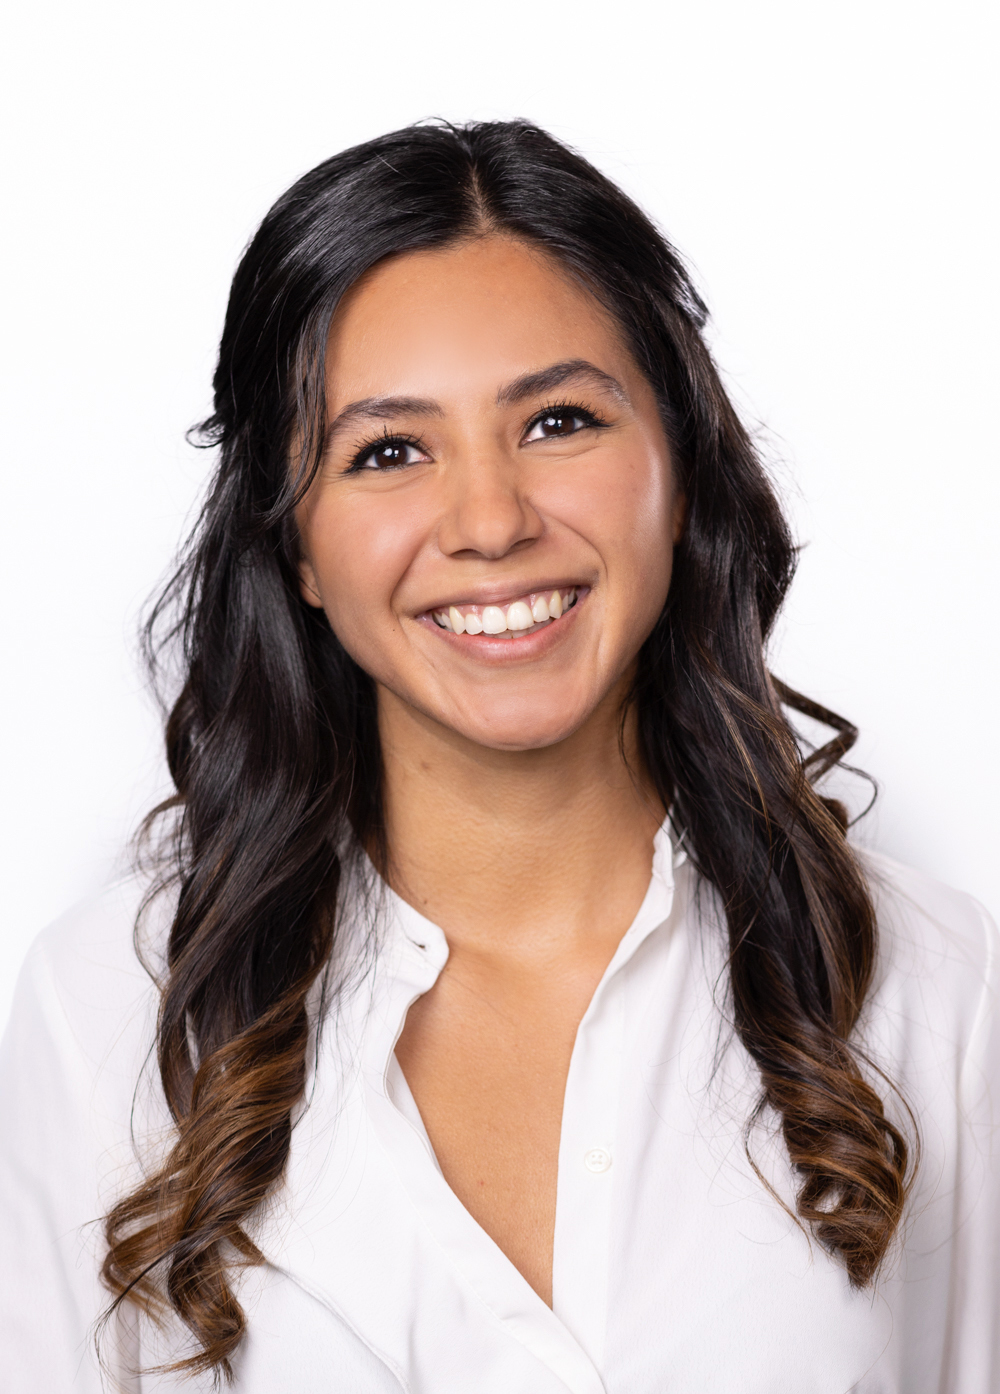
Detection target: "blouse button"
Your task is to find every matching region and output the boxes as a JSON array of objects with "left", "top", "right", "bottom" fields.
[{"left": 584, "top": 1147, "right": 612, "bottom": 1173}]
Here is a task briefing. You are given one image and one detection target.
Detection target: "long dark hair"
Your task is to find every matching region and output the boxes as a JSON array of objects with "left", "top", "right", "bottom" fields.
[{"left": 102, "top": 119, "right": 911, "bottom": 1378}]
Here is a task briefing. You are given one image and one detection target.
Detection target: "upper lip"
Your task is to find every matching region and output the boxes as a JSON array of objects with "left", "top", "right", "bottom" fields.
[{"left": 414, "top": 580, "right": 590, "bottom": 615}]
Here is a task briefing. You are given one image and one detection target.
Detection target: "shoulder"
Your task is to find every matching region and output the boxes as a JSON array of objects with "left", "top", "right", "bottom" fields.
[
  {"left": 863, "top": 848, "right": 994, "bottom": 959},
  {"left": 5, "top": 873, "right": 171, "bottom": 1087},
  {"left": 861, "top": 848, "right": 995, "bottom": 992},
  {"left": 857, "top": 848, "right": 998, "bottom": 1090}
]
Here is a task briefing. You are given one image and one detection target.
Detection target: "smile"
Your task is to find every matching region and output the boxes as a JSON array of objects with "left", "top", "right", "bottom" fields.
[{"left": 430, "top": 588, "right": 579, "bottom": 639}]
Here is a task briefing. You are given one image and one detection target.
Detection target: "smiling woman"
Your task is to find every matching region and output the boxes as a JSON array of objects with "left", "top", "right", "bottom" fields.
[
  {"left": 1, "top": 120, "right": 997, "bottom": 1394},
  {"left": 298, "top": 240, "right": 680, "bottom": 760}
]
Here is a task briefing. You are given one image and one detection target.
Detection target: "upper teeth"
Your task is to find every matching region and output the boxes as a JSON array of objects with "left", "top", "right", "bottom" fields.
[{"left": 432, "top": 588, "right": 578, "bottom": 636}]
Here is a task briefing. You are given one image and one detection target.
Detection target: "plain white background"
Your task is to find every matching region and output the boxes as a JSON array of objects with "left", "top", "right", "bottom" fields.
[{"left": 1, "top": 0, "right": 997, "bottom": 1029}]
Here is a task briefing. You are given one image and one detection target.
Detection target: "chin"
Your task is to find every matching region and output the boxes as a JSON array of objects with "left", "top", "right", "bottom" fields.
[{"left": 449, "top": 703, "right": 591, "bottom": 753}]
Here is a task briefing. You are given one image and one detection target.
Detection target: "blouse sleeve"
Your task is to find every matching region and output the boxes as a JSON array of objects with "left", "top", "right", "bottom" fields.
[
  {"left": 0, "top": 898, "right": 150, "bottom": 1393},
  {"left": 936, "top": 899, "right": 1000, "bottom": 1392},
  {"left": 882, "top": 880, "right": 1000, "bottom": 1393}
]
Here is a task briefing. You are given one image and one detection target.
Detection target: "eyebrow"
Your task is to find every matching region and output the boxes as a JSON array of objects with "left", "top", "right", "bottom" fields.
[
  {"left": 326, "top": 395, "right": 444, "bottom": 437},
  {"left": 326, "top": 359, "right": 629, "bottom": 438},
  {"left": 495, "top": 359, "right": 629, "bottom": 408}
]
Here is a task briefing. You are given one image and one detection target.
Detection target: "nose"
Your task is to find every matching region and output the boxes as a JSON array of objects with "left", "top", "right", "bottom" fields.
[{"left": 436, "top": 451, "right": 543, "bottom": 561}]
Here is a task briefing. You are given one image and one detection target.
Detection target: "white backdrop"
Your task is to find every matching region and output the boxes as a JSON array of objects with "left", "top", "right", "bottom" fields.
[{"left": 1, "top": 0, "right": 997, "bottom": 1029}]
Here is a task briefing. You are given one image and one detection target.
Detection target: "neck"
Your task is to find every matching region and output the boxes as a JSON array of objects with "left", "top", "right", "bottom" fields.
[{"left": 376, "top": 680, "right": 665, "bottom": 955}]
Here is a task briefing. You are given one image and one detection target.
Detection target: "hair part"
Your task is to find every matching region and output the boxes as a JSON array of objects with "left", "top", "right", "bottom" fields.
[{"left": 102, "top": 118, "right": 913, "bottom": 1379}]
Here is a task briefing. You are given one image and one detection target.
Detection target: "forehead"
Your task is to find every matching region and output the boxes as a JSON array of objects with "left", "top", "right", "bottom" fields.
[{"left": 324, "top": 236, "right": 632, "bottom": 407}]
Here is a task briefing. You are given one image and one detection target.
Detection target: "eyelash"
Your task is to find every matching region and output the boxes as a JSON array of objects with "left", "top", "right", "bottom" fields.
[
  {"left": 344, "top": 401, "right": 610, "bottom": 474},
  {"left": 529, "top": 400, "right": 610, "bottom": 437},
  {"left": 345, "top": 426, "right": 427, "bottom": 474}
]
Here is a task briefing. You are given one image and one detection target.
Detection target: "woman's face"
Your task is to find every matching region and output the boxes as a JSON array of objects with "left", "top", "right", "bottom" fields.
[{"left": 297, "top": 236, "right": 685, "bottom": 753}]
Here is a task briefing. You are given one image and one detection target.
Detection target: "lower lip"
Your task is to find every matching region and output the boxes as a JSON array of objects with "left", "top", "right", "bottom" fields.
[{"left": 416, "top": 589, "right": 590, "bottom": 662}]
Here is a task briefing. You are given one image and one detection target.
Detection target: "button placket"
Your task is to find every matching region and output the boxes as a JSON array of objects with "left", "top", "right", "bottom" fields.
[
  {"left": 551, "top": 833, "right": 677, "bottom": 1376},
  {"left": 551, "top": 970, "right": 624, "bottom": 1374}
]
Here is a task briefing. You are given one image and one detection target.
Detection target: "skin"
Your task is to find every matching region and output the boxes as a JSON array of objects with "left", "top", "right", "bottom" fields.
[{"left": 297, "top": 235, "right": 686, "bottom": 1305}]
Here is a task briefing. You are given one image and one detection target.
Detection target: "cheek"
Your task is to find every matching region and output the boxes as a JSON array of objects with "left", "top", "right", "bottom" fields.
[
  {"left": 545, "top": 443, "right": 674, "bottom": 603},
  {"left": 303, "top": 489, "right": 430, "bottom": 646}
]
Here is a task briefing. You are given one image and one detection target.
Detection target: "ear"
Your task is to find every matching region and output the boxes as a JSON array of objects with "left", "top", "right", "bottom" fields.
[
  {"left": 672, "top": 492, "right": 688, "bottom": 545},
  {"left": 298, "top": 555, "right": 324, "bottom": 608}
]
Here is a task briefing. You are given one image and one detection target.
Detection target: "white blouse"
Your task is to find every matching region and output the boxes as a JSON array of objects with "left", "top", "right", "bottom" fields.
[{"left": 1, "top": 826, "right": 998, "bottom": 1392}]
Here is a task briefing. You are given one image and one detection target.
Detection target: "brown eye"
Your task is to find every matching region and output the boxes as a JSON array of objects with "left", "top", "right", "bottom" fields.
[
  {"left": 370, "top": 442, "right": 409, "bottom": 466},
  {"left": 523, "top": 406, "right": 603, "bottom": 444},
  {"left": 350, "top": 437, "right": 428, "bottom": 472},
  {"left": 539, "top": 413, "right": 577, "bottom": 436}
]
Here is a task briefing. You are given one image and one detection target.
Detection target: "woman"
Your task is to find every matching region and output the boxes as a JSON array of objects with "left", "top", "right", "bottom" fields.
[{"left": 1, "top": 120, "right": 996, "bottom": 1392}]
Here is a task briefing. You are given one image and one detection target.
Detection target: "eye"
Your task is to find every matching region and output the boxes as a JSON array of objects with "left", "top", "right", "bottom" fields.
[
  {"left": 522, "top": 404, "right": 606, "bottom": 443},
  {"left": 349, "top": 435, "right": 429, "bottom": 472}
]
